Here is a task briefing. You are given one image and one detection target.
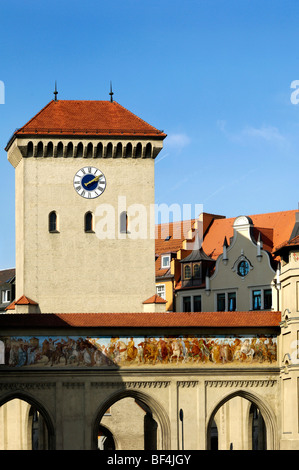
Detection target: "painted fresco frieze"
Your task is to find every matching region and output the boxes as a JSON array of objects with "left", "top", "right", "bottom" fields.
[{"left": 0, "top": 335, "right": 277, "bottom": 369}]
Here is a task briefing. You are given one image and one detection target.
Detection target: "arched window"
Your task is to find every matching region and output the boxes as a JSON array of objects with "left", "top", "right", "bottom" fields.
[
  {"left": 47, "top": 142, "right": 53, "bottom": 157},
  {"left": 49, "top": 211, "right": 58, "bottom": 233},
  {"left": 120, "top": 211, "right": 128, "bottom": 234},
  {"left": 193, "top": 263, "right": 201, "bottom": 278},
  {"left": 27, "top": 141, "right": 33, "bottom": 158},
  {"left": 184, "top": 265, "right": 191, "bottom": 280},
  {"left": 106, "top": 143, "right": 113, "bottom": 158},
  {"left": 56, "top": 142, "right": 63, "bottom": 158},
  {"left": 96, "top": 143, "right": 103, "bottom": 158},
  {"left": 37, "top": 141, "right": 43, "bottom": 157},
  {"left": 145, "top": 143, "right": 152, "bottom": 158},
  {"left": 76, "top": 142, "right": 83, "bottom": 158},
  {"left": 84, "top": 211, "right": 94, "bottom": 232},
  {"left": 86, "top": 143, "right": 93, "bottom": 158},
  {"left": 135, "top": 142, "right": 142, "bottom": 158},
  {"left": 116, "top": 142, "right": 122, "bottom": 158},
  {"left": 126, "top": 143, "right": 132, "bottom": 158},
  {"left": 66, "top": 142, "right": 73, "bottom": 158}
]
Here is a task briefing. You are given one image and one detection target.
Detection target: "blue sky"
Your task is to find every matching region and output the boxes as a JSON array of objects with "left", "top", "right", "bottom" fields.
[{"left": 1, "top": 0, "right": 299, "bottom": 269}]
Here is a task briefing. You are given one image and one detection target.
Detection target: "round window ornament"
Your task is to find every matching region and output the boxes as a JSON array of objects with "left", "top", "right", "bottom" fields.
[{"left": 237, "top": 260, "right": 250, "bottom": 277}]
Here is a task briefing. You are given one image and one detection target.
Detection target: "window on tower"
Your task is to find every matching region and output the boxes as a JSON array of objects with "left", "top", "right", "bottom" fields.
[
  {"left": 49, "top": 211, "right": 58, "bottom": 233},
  {"left": 85, "top": 211, "right": 94, "bottom": 232},
  {"left": 27, "top": 141, "right": 33, "bottom": 158},
  {"left": 126, "top": 143, "right": 132, "bottom": 158},
  {"left": 119, "top": 211, "right": 129, "bottom": 234}
]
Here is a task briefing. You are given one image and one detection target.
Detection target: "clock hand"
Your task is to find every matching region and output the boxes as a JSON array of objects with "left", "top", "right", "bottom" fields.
[{"left": 84, "top": 175, "right": 102, "bottom": 187}]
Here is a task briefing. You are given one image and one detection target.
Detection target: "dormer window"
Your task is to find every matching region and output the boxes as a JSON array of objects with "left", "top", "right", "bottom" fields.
[
  {"left": 1, "top": 290, "right": 11, "bottom": 303},
  {"left": 193, "top": 263, "right": 201, "bottom": 278},
  {"left": 161, "top": 254, "right": 170, "bottom": 269},
  {"left": 180, "top": 247, "right": 215, "bottom": 288},
  {"left": 184, "top": 264, "right": 191, "bottom": 279}
]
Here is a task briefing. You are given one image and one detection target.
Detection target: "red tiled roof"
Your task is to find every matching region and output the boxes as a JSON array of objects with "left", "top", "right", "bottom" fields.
[
  {"left": 16, "top": 295, "right": 38, "bottom": 305},
  {"left": 275, "top": 234, "right": 299, "bottom": 252},
  {"left": 155, "top": 220, "right": 195, "bottom": 277},
  {"left": 202, "top": 210, "right": 297, "bottom": 259},
  {"left": 0, "top": 312, "right": 281, "bottom": 328},
  {"left": 143, "top": 294, "right": 167, "bottom": 304},
  {"left": 13, "top": 100, "right": 166, "bottom": 138},
  {"left": 5, "top": 302, "right": 15, "bottom": 311},
  {"left": 5, "top": 295, "right": 38, "bottom": 310}
]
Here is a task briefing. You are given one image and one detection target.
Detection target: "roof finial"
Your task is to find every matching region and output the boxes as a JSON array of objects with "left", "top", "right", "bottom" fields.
[
  {"left": 54, "top": 81, "right": 58, "bottom": 101},
  {"left": 109, "top": 81, "right": 114, "bottom": 102}
]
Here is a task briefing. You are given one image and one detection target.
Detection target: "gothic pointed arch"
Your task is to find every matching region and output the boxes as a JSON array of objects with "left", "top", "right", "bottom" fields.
[
  {"left": 0, "top": 391, "right": 55, "bottom": 450},
  {"left": 91, "top": 388, "right": 171, "bottom": 450},
  {"left": 206, "top": 389, "right": 278, "bottom": 450}
]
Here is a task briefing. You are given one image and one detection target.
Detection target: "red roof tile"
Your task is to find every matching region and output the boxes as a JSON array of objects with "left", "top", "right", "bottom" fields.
[
  {"left": 15, "top": 295, "right": 38, "bottom": 305},
  {"left": 5, "top": 295, "right": 38, "bottom": 311},
  {"left": 155, "top": 220, "right": 195, "bottom": 277},
  {"left": 13, "top": 100, "right": 166, "bottom": 138},
  {"left": 202, "top": 210, "right": 297, "bottom": 259},
  {"left": 4, "top": 301, "right": 16, "bottom": 311},
  {"left": 143, "top": 294, "right": 167, "bottom": 304},
  {"left": 0, "top": 312, "right": 281, "bottom": 328},
  {"left": 275, "top": 234, "right": 299, "bottom": 252}
]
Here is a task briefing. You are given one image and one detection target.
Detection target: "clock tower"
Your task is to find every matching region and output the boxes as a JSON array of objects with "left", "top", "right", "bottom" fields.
[{"left": 5, "top": 98, "right": 166, "bottom": 313}]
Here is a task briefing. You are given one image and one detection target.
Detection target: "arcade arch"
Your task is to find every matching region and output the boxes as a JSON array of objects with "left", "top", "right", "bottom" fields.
[
  {"left": 0, "top": 394, "right": 55, "bottom": 450},
  {"left": 92, "top": 389, "right": 171, "bottom": 450},
  {"left": 206, "top": 390, "right": 277, "bottom": 450}
]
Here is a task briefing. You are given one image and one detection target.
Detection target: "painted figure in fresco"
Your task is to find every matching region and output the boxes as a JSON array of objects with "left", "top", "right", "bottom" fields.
[
  {"left": 240, "top": 339, "right": 255, "bottom": 361},
  {"left": 8, "top": 339, "right": 19, "bottom": 366},
  {"left": 254, "top": 337, "right": 268, "bottom": 363},
  {"left": 137, "top": 340, "right": 145, "bottom": 364},
  {"left": 267, "top": 338, "right": 277, "bottom": 363},
  {"left": 143, "top": 338, "right": 158, "bottom": 365},
  {"left": 127, "top": 338, "right": 137, "bottom": 361},
  {"left": 27, "top": 338, "right": 39, "bottom": 365},
  {"left": 189, "top": 338, "right": 201, "bottom": 363},
  {"left": 170, "top": 338, "right": 181, "bottom": 363},
  {"left": 114, "top": 339, "right": 128, "bottom": 363},
  {"left": 16, "top": 339, "right": 27, "bottom": 367}
]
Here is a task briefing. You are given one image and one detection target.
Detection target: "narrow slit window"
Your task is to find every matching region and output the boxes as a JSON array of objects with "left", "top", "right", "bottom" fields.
[
  {"left": 85, "top": 211, "right": 94, "bottom": 232},
  {"left": 49, "top": 211, "right": 58, "bottom": 233},
  {"left": 126, "top": 143, "right": 132, "bottom": 158},
  {"left": 120, "top": 211, "right": 128, "bottom": 234},
  {"left": 135, "top": 142, "right": 142, "bottom": 158},
  {"left": 27, "top": 141, "right": 33, "bottom": 158}
]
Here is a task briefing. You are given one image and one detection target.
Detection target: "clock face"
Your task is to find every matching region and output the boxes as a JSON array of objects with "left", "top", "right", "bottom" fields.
[{"left": 73, "top": 166, "right": 106, "bottom": 199}]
